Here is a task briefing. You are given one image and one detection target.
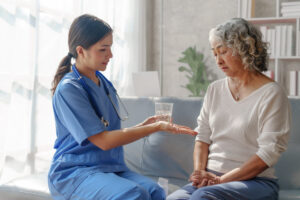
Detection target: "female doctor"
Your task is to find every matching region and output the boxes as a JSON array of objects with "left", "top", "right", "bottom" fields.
[{"left": 48, "top": 14, "right": 196, "bottom": 200}]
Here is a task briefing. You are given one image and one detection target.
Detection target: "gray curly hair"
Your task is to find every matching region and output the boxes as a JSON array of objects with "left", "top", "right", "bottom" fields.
[{"left": 209, "top": 18, "right": 268, "bottom": 72}]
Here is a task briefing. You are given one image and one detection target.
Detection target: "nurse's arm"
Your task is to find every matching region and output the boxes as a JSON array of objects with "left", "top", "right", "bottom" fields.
[{"left": 88, "top": 121, "right": 196, "bottom": 150}]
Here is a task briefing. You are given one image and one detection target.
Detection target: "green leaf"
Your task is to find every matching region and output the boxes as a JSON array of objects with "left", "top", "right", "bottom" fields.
[
  {"left": 185, "top": 74, "right": 193, "bottom": 81},
  {"left": 178, "top": 66, "right": 192, "bottom": 74},
  {"left": 177, "top": 46, "right": 211, "bottom": 96}
]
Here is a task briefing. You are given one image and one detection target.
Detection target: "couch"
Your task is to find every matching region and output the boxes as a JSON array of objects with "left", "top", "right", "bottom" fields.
[{"left": 0, "top": 97, "right": 299, "bottom": 200}]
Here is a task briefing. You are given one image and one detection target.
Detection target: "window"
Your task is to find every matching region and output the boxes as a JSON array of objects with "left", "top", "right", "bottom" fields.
[{"left": 0, "top": 0, "right": 146, "bottom": 181}]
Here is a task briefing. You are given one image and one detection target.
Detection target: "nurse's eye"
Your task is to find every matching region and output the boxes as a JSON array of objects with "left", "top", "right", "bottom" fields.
[{"left": 99, "top": 49, "right": 106, "bottom": 52}]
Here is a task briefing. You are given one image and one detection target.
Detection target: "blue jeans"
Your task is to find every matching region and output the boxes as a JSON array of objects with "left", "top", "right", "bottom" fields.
[{"left": 167, "top": 171, "right": 279, "bottom": 200}]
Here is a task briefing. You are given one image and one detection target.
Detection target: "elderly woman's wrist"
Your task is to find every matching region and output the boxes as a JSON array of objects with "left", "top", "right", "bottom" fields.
[
  {"left": 194, "top": 166, "right": 206, "bottom": 171},
  {"left": 219, "top": 175, "right": 227, "bottom": 184}
]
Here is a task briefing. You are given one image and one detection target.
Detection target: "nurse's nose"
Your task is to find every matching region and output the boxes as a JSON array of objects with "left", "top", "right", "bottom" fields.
[{"left": 108, "top": 49, "right": 113, "bottom": 58}]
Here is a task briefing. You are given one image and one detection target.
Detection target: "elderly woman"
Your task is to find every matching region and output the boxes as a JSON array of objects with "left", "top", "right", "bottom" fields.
[{"left": 167, "top": 18, "right": 291, "bottom": 200}]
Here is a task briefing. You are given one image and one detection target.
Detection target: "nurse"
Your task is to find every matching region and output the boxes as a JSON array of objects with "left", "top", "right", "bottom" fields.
[{"left": 48, "top": 14, "right": 197, "bottom": 200}]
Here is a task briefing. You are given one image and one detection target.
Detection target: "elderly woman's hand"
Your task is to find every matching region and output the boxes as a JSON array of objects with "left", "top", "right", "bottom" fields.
[{"left": 189, "top": 170, "right": 220, "bottom": 188}]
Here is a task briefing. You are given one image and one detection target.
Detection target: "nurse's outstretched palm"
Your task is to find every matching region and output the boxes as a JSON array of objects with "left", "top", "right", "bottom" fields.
[
  {"left": 158, "top": 121, "right": 197, "bottom": 136},
  {"left": 140, "top": 115, "right": 174, "bottom": 126}
]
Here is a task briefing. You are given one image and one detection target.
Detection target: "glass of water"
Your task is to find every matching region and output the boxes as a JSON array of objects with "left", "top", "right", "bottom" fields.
[{"left": 155, "top": 102, "right": 173, "bottom": 122}]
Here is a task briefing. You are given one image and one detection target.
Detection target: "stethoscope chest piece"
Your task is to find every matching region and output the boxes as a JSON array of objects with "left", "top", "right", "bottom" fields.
[{"left": 101, "top": 117, "right": 109, "bottom": 127}]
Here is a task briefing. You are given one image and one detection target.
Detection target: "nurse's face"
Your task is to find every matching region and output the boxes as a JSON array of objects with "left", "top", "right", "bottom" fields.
[{"left": 83, "top": 33, "right": 113, "bottom": 71}]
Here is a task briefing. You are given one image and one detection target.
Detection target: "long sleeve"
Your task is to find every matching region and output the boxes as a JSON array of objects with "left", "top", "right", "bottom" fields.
[
  {"left": 195, "top": 84, "right": 212, "bottom": 144},
  {"left": 256, "top": 87, "right": 291, "bottom": 167}
]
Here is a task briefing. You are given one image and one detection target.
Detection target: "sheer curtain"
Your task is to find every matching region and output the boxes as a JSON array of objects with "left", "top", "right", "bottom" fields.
[
  {"left": 0, "top": 0, "right": 146, "bottom": 182},
  {"left": 81, "top": 0, "right": 147, "bottom": 95}
]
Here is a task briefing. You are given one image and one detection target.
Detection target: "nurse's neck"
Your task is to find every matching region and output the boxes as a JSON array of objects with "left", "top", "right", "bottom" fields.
[{"left": 75, "top": 63, "right": 100, "bottom": 86}]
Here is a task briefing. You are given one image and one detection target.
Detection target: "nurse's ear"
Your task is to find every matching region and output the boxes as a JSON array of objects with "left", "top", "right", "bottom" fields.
[{"left": 76, "top": 45, "right": 87, "bottom": 59}]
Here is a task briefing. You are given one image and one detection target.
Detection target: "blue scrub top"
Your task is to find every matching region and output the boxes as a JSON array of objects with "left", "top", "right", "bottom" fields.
[{"left": 48, "top": 71, "right": 129, "bottom": 198}]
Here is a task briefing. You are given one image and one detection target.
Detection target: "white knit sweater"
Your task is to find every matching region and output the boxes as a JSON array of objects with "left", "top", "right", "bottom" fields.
[{"left": 195, "top": 78, "right": 291, "bottom": 178}]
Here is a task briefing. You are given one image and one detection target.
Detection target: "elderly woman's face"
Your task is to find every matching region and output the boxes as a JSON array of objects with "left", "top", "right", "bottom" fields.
[{"left": 211, "top": 40, "right": 244, "bottom": 77}]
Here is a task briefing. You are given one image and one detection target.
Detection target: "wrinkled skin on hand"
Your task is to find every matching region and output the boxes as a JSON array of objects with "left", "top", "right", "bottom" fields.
[{"left": 189, "top": 170, "right": 221, "bottom": 188}]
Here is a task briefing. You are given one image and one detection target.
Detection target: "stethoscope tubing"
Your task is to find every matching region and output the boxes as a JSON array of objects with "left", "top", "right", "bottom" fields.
[{"left": 71, "top": 64, "right": 128, "bottom": 127}]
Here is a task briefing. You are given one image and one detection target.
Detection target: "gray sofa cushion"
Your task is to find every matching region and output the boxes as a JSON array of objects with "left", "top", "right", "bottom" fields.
[
  {"left": 279, "top": 190, "right": 300, "bottom": 200},
  {"left": 274, "top": 98, "right": 300, "bottom": 191}
]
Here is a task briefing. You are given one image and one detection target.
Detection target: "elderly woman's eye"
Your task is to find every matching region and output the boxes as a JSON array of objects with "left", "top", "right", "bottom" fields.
[{"left": 220, "top": 50, "right": 227, "bottom": 54}]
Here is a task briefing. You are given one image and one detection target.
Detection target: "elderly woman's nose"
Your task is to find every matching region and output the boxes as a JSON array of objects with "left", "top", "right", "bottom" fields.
[{"left": 216, "top": 55, "right": 223, "bottom": 65}]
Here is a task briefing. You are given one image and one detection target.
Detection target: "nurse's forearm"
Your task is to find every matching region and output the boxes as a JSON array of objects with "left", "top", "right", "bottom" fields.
[
  {"left": 88, "top": 123, "right": 161, "bottom": 150},
  {"left": 220, "top": 155, "right": 268, "bottom": 183}
]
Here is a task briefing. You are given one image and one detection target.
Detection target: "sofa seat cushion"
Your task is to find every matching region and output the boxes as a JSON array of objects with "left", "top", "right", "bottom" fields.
[
  {"left": 279, "top": 190, "right": 300, "bottom": 200},
  {"left": 0, "top": 172, "right": 51, "bottom": 200}
]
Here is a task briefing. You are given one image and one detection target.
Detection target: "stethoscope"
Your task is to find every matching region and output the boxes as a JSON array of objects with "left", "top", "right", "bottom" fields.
[{"left": 72, "top": 64, "right": 129, "bottom": 127}]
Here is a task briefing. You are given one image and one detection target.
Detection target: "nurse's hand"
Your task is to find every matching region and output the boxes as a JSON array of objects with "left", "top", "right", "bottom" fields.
[
  {"left": 157, "top": 121, "right": 197, "bottom": 136},
  {"left": 136, "top": 115, "right": 173, "bottom": 127}
]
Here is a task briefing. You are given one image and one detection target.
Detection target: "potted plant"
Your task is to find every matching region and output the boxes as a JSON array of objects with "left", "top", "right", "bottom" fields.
[{"left": 178, "top": 46, "right": 210, "bottom": 97}]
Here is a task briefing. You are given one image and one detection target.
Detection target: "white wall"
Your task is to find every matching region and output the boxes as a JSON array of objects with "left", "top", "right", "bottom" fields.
[
  {"left": 146, "top": 0, "right": 273, "bottom": 97},
  {"left": 148, "top": 0, "right": 238, "bottom": 97}
]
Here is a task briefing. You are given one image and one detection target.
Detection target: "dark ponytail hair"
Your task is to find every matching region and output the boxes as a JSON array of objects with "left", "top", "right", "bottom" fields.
[{"left": 51, "top": 14, "right": 112, "bottom": 95}]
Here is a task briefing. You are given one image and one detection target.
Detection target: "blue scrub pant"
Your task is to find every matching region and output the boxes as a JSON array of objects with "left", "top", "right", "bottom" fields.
[
  {"left": 167, "top": 173, "right": 279, "bottom": 200},
  {"left": 67, "top": 170, "right": 165, "bottom": 200}
]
